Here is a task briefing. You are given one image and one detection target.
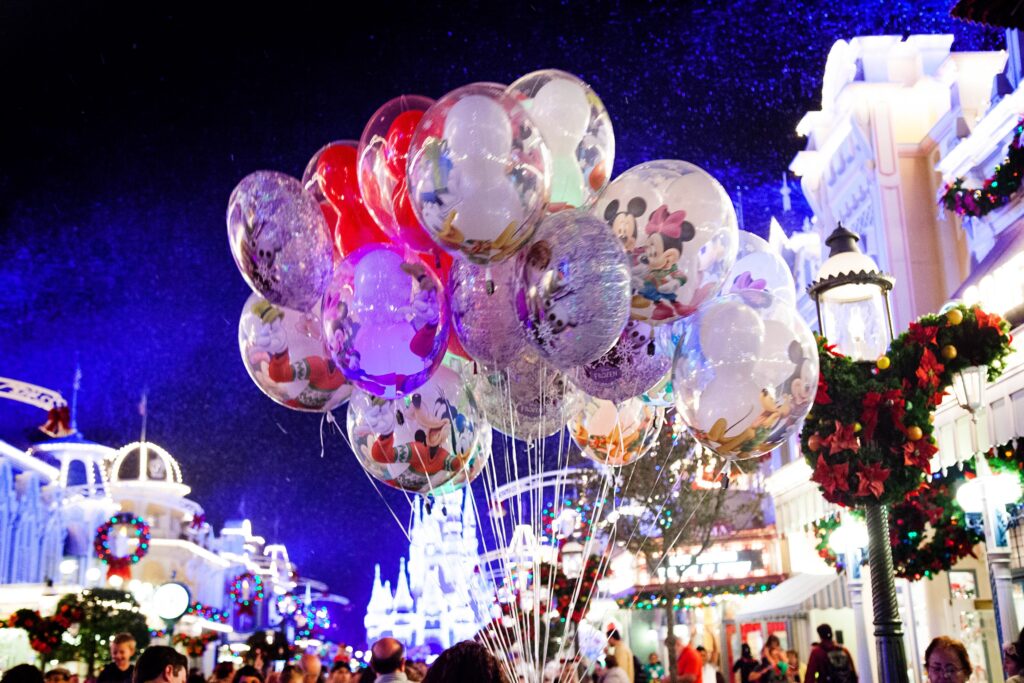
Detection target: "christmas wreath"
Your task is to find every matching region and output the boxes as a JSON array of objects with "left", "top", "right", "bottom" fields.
[
  {"left": 173, "top": 631, "right": 219, "bottom": 657},
  {"left": 228, "top": 571, "right": 265, "bottom": 614},
  {"left": 941, "top": 118, "right": 1024, "bottom": 218},
  {"left": 94, "top": 512, "right": 151, "bottom": 579},
  {"left": 185, "top": 602, "right": 230, "bottom": 624},
  {"left": 2, "top": 603, "right": 83, "bottom": 656},
  {"left": 802, "top": 304, "right": 1013, "bottom": 507},
  {"left": 813, "top": 461, "right": 988, "bottom": 581}
]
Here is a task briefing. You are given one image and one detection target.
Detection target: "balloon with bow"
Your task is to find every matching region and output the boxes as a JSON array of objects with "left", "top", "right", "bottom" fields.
[
  {"left": 507, "top": 69, "right": 614, "bottom": 212},
  {"left": 406, "top": 82, "right": 551, "bottom": 264},
  {"left": 569, "top": 395, "right": 665, "bottom": 467},
  {"left": 673, "top": 293, "right": 818, "bottom": 459},
  {"left": 358, "top": 95, "right": 441, "bottom": 256},
  {"left": 238, "top": 293, "right": 353, "bottom": 412},
  {"left": 725, "top": 231, "right": 796, "bottom": 309},
  {"left": 303, "top": 141, "right": 390, "bottom": 260},
  {"left": 321, "top": 245, "right": 449, "bottom": 398},
  {"left": 514, "top": 209, "right": 631, "bottom": 371},
  {"left": 345, "top": 363, "right": 482, "bottom": 495},
  {"left": 227, "top": 171, "right": 333, "bottom": 312},
  {"left": 593, "top": 160, "right": 738, "bottom": 326}
]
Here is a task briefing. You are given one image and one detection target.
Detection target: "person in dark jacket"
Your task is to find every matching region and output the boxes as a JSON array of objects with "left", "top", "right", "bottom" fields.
[{"left": 97, "top": 633, "right": 136, "bottom": 683}]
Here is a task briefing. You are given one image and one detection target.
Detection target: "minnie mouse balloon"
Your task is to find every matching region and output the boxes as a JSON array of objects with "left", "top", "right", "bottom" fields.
[
  {"left": 472, "top": 352, "right": 581, "bottom": 439},
  {"left": 594, "top": 160, "right": 738, "bottom": 325},
  {"left": 571, "top": 321, "right": 670, "bottom": 403},
  {"left": 569, "top": 396, "right": 664, "bottom": 467},
  {"left": 507, "top": 69, "right": 614, "bottom": 211},
  {"left": 448, "top": 258, "right": 525, "bottom": 370},
  {"left": 406, "top": 82, "right": 550, "bottom": 264},
  {"left": 358, "top": 95, "right": 440, "bottom": 255},
  {"left": 515, "top": 210, "right": 630, "bottom": 371},
  {"left": 321, "top": 245, "right": 449, "bottom": 398},
  {"left": 302, "top": 141, "right": 389, "bottom": 260},
  {"left": 238, "top": 293, "right": 353, "bottom": 412},
  {"left": 346, "top": 363, "right": 482, "bottom": 495},
  {"left": 227, "top": 171, "right": 333, "bottom": 311},
  {"left": 672, "top": 294, "right": 818, "bottom": 459}
]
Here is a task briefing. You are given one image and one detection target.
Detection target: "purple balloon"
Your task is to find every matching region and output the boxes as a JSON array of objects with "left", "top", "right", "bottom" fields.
[
  {"left": 321, "top": 245, "right": 449, "bottom": 398},
  {"left": 448, "top": 258, "right": 525, "bottom": 370},
  {"left": 227, "top": 171, "right": 332, "bottom": 311},
  {"left": 571, "top": 320, "right": 671, "bottom": 403},
  {"left": 514, "top": 210, "right": 630, "bottom": 371}
]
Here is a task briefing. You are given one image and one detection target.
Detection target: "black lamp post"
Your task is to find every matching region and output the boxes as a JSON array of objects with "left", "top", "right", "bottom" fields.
[{"left": 809, "top": 223, "right": 908, "bottom": 683}]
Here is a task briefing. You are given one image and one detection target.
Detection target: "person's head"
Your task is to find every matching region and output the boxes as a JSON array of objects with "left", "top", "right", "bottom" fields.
[
  {"left": 765, "top": 635, "right": 780, "bottom": 650},
  {"left": 925, "top": 636, "right": 971, "bottom": 682},
  {"left": 231, "top": 666, "right": 264, "bottom": 683},
  {"left": 300, "top": 654, "right": 322, "bottom": 682},
  {"left": 278, "top": 666, "right": 302, "bottom": 683},
  {"left": 43, "top": 669, "right": 71, "bottom": 683},
  {"left": 134, "top": 646, "right": 188, "bottom": 683},
  {"left": 740, "top": 644, "right": 752, "bottom": 659},
  {"left": 422, "top": 641, "right": 503, "bottom": 683},
  {"left": 327, "top": 663, "right": 351, "bottom": 683},
  {"left": 604, "top": 655, "right": 618, "bottom": 670},
  {"left": 1004, "top": 643, "right": 1021, "bottom": 677},
  {"left": 3, "top": 664, "right": 44, "bottom": 683},
  {"left": 607, "top": 629, "right": 621, "bottom": 644},
  {"left": 816, "top": 624, "right": 833, "bottom": 642},
  {"left": 786, "top": 650, "right": 798, "bottom": 667},
  {"left": 696, "top": 646, "right": 707, "bottom": 663},
  {"left": 111, "top": 633, "right": 137, "bottom": 671},
  {"left": 647, "top": 652, "right": 660, "bottom": 664},
  {"left": 213, "top": 663, "right": 235, "bottom": 682},
  {"left": 370, "top": 638, "right": 405, "bottom": 675}
]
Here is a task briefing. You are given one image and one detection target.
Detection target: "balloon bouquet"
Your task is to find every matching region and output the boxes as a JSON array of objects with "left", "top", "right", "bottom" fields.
[{"left": 226, "top": 66, "right": 819, "bottom": 677}]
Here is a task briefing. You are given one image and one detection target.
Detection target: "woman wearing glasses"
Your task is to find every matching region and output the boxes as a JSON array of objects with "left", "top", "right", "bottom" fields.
[{"left": 923, "top": 637, "right": 972, "bottom": 682}]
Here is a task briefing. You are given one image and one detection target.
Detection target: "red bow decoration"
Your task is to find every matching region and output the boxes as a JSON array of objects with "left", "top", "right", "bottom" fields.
[{"left": 644, "top": 205, "right": 688, "bottom": 238}]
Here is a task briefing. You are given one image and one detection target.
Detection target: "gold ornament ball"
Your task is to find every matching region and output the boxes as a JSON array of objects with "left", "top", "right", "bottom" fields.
[
  {"left": 854, "top": 422, "right": 862, "bottom": 433},
  {"left": 808, "top": 434, "right": 822, "bottom": 452},
  {"left": 941, "top": 345, "right": 958, "bottom": 360},
  {"left": 876, "top": 356, "right": 891, "bottom": 370},
  {"left": 907, "top": 426, "right": 924, "bottom": 441},
  {"left": 946, "top": 309, "right": 964, "bottom": 326}
]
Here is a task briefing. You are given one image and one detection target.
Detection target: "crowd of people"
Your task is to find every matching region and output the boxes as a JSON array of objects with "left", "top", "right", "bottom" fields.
[{"left": 5, "top": 622, "right": 1024, "bottom": 683}]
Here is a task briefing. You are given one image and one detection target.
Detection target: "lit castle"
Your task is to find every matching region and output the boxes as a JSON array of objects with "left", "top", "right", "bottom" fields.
[{"left": 364, "top": 488, "right": 490, "bottom": 654}]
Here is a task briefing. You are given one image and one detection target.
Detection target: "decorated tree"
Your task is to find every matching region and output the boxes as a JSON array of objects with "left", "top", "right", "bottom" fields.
[
  {"left": 53, "top": 590, "right": 150, "bottom": 675},
  {"left": 613, "top": 418, "right": 765, "bottom": 683}
]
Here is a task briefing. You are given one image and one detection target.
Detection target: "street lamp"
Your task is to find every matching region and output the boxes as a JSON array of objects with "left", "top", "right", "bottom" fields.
[
  {"left": 810, "top": 223, "right": 907, "bottom": 683},
  {"left": 808, "top": 223, "right": 895, "bottom": 363},
  {"left": 952, "top": 365, "right": 1022, "bottom": 652}
]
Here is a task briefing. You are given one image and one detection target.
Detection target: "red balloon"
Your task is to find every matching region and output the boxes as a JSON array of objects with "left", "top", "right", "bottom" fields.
[
  {"left": 315, "top": 143, "right": 390, "bottom": 258},
  {"left": 385, "top": 110, "right": 424, "bottom": 179}
]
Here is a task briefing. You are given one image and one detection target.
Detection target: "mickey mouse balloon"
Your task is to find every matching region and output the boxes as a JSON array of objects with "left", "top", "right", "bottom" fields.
[{"left": 594, "top": 160, "right": 738, "bottom": 325}]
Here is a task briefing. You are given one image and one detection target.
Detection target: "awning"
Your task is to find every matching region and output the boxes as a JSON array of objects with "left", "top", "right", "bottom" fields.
[
  {"left": 952, "top": 0, "right": 1024, "bottom": 29},
  {"left": 952, "top": 219, "right": 1024, "bottom": 328},
  {"left": 733, "top": 572, "right": 848, "bottom": 622}
]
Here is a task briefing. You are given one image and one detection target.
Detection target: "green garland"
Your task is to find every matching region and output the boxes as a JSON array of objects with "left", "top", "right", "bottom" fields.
[
  {"left": 941, "top": 119, "right": 1024, "bottom": 218},
  {"left": 812, "top": 513, "right": 847, "bottom": 573},
  {"left": 617, "top": 578, "right": 782, "bottom": 611},
  {"left": 802, "top": 303, "right": 1014, "bottom": 507}
]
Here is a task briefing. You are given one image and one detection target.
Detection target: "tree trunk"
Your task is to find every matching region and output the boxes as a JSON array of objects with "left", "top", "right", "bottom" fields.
[{"left": 665, "top": 595, "right": 679, "bottom": 683}]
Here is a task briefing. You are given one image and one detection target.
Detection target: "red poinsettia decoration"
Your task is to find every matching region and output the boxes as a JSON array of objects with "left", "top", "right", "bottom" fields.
[
  {"left": 908, "top": 323, "right": 939, "bottom": 347},
  {"left": 974, "top": 307, "right": 1004, "bottom": 331},
  {"left": 815, "top": 374, "right": 832, "bottom": 405},
  {"left": 915, "top": 349, "right": 945, "bottom": 390},
  {"left": 811, "top": 456, "right": 850, "bottom": 496},
  {"left": 854, "top": 462, "right": 890, "bottom": 499},
  {"left": 823, "top": 422, "right": 859, "bottom": 455}
]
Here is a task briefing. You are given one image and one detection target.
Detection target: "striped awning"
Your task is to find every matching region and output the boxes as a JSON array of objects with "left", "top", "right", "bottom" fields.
[{"left": 733, "top": 572, "right": 849, "bottom": 622}]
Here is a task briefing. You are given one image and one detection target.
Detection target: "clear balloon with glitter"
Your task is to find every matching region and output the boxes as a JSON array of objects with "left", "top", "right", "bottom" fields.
[
  {"left": 227, "top": 171, "right": 333, "bottom": 312},
  {"left": 472, "top": 352, "right": 581, "bottom": 439},
  {"left": 571, "top": 320, "right": 670, "bottom": 403},
  {"left": 447, "top": 257, "right": 526, "bottom": 370},
  {"left": 514, "top": 210, "right": 631, "bottom": 371}
]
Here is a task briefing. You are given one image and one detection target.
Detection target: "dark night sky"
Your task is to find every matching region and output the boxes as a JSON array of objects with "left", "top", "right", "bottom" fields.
[{"left": 0, "top": 0, "right": 1003, "bottom": 645}]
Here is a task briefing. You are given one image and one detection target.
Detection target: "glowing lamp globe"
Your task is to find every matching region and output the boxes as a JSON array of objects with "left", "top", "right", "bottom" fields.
[
  {"left": 956, "top": 474, "right": 1023, "bottom": 513},
  {"left": 153, "top": 582, "right": 192, "bottom": 621},
  {"left": 829, "top": 518, "right": 869, "bottom": 553},
  {"left": 808, "top": 224, "right": 895, "bottom": 362}
]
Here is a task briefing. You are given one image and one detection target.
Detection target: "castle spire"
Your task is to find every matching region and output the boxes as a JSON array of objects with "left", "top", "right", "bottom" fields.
[
  {"left": 393, "top": 558, "right": 414, "bottom": 613},
  {"left": 780, "top": 172, "right": 792, "bottom": 213},
  {"left": 366, "top": 565, "right": 388, "bottom": 614}
]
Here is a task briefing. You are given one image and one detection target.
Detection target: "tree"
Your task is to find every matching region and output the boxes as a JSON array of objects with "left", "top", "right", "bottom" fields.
[
  {"left": 54, "top": 589, "right": 150, "bottom": 675},
  {"left": 612, "top": 420, "right": 765, "bottom": 683}
]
